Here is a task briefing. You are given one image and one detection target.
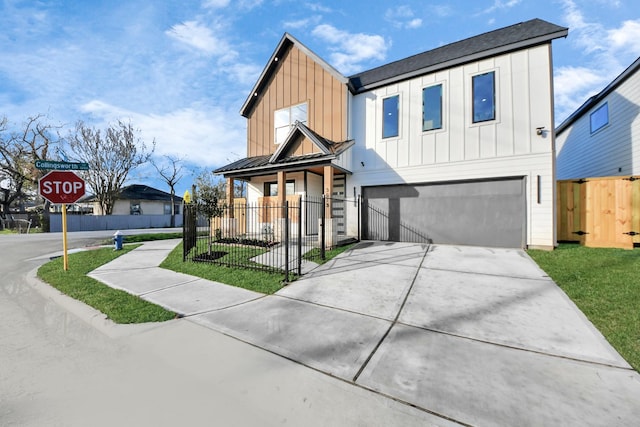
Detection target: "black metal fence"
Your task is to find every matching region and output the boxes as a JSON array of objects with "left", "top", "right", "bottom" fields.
[{"left": 183, "top": 196, "right": 356, "bottom": 281}]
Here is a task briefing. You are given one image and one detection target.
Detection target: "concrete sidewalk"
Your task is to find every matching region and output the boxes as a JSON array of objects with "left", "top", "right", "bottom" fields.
[{"left": 89, "top": 239, "right": 640, "bottom": 426}]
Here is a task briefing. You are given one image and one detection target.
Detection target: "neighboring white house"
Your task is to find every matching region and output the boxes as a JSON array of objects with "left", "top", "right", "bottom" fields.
[
  {"left": 215, "top": 19, "right": 568, "bottom": 249},
  {"left": 85, "top": 184, "right": 182, "bottom": 216},
  {"left": 556, "top": 56, "right": 640, "bottom": 179}
]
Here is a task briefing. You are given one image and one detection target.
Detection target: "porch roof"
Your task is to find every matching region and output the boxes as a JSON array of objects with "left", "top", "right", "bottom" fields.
[
  {"left": 214, "top": 122, "right": 353, "bottom": 179},
  {"left": 213, "top": 151, "right": 350, "bottom": 179}
]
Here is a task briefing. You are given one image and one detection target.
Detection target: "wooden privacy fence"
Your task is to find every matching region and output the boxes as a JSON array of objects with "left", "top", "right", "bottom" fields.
[{"left": 557, "top": 176, "right": 640, "bottom": 249}]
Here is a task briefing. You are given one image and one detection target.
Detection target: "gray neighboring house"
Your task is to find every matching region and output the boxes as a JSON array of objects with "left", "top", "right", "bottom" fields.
[
  {"left": 84, "top": 184, "right": 182, "bottom": 216},
  {"left": 556, "top": 56, "right": 640, "bottom": 179}
]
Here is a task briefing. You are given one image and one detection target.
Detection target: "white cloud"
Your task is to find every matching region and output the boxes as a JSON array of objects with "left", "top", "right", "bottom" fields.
[
  {"left": 311, "top": 24, "right": 388, "bottom": 74},
  {"left": 479, "top": 0, "right": 521, "bottom": 14},
  {"left": 166, "top": 21, "right": 231, "bottom": 57},
  {"left": 607, "top": 19, "right": 640, "bottom": 53},
  {"left": 432, "top": 5, "right": 453, "bottom": 17},
  {"left": 554, "top": 66, "right": 609, "bottom": 122},
  {"left": 202, "top": 0, "right": 230, "bottom": 8},
  {"left": 283, "top": 16, "right": 322, "bottom": 30},
  {"left": 305, "top": 3, "right": 332, "bottom": 13},
  {"left": 385, "top": 6, "right": 423, "bottom": 29},
  {"left": 554, "top": 2, "right": 640, "bottom": 122},
  {"left": 80, "top": 100, "right": 245, "bottom": 168}
]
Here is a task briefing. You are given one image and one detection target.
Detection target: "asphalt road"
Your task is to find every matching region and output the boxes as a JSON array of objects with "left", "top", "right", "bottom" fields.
[{"left": 0, "top": 230, "right": 436, "bottom": 427}]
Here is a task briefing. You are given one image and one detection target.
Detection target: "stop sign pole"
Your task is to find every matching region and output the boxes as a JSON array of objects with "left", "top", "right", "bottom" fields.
[{"left": 39, "top": 171, "right": 86, "bottom": 271}]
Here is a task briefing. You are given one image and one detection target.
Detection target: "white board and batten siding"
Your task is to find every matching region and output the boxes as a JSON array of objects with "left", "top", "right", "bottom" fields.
[
  {"left": 348, "top": 44, "right": 556, "bottom": 248},
  {"left": 556, "top": 66, "right": 640, "bottom": 179}
]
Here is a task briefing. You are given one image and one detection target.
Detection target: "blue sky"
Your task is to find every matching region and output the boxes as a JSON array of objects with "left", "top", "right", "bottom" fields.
[{"left": 2, "top": 0, "right": 640, "bottom": 196}]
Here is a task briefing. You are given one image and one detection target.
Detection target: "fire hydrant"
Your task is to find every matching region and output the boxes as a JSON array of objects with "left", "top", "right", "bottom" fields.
[{"left": 113, "top": 230, "right": 123, "bottom": 250}]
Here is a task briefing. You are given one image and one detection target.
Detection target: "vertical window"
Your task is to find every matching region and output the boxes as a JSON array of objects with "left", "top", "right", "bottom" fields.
[
  {"left": 383, "top": 95, "right": 399, "bottom": 138},
  {"left": 590, "top": 102, "right": 608, "bottom": 134},
  {"left": 423, "top": 84, "right": 443, "bottom": 131},
  {"left": 274, "top": 102, "right": 307, "bottom": 144},
  {"left": 472, "top": 71, "right": 495, "bottom": 123}
]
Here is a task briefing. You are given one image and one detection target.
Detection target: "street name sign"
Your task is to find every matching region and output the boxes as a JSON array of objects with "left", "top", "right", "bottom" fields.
[{"left": 35, "top": 160, "right": 90, "bottom": 171}]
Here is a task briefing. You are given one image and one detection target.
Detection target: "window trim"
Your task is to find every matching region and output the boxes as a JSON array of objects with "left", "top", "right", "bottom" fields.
[
  {"left": 472, "top": 71, "right": 496, "bottom": 124},
  {"left": 382, "top": 94, "right": 400, "bottom": 139},
  {"left": 590, "top": 102, "right": 609, "bottom": 134},
  {"left": 274, "top": 102, "right": 308, "bottom": 145},
  {"left": 422, "top": 83, "right": 444, "bottom": 132}
]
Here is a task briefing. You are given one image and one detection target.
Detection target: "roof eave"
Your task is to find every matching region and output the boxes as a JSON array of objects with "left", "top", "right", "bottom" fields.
[
  {"left": 219, "top": 156, "right": 338, "bottom": 179},
  {"left": 556, "top": 55, "right": 640, "bottom": 134},
  {"left": 350, "top": 29, "right": 568, "bottom": 94}
]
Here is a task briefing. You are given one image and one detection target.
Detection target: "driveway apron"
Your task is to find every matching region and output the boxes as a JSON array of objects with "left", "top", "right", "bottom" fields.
[{"left": 89, "top": 240, "right": 640, "bottom": 426}]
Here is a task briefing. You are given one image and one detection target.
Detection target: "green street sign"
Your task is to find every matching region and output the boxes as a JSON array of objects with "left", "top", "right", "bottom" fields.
[{"left": 35, "top": 160, "right": 90, "bottom": 171}]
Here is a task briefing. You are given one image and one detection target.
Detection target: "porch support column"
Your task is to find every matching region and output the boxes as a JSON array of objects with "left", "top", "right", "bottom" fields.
[
  {"left": 323, "top": 165, "right": 333, "bottom": 219},
  {"left": 277, "top": 170, "right": 287, "bottom": 205},
  {"left": 226, "top": 177, "right": 234, "bottom": 218}
]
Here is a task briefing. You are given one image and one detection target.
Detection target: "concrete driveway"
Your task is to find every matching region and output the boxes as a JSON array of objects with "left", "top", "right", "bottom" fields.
[{"left": 88, "top": 240, "right": 640, "bottom": 426}]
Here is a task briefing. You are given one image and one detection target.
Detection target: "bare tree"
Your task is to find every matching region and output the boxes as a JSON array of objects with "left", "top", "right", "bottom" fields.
[
  {"left": 68, "top": 120, "right": 154, "bottom": 215},
  {"left": 0, "top": 114, "right": 63, "bottom": 227},
  {"left": 151, "top": 154, "right": 184, "bottom": 227}
]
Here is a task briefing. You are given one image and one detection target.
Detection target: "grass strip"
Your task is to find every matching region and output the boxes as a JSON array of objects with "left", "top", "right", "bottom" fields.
[
  {"left": 528, "top": 243, "right": 640, "bottom": 371},
  {"left": 160, "top": 242, "right": 285, "bottom": 294},
  {"left": 37, "top": 245, "right": 176, "bottom": 324},
  {"left": 303, "top": 243, "right": 356, "bottom": 264}
]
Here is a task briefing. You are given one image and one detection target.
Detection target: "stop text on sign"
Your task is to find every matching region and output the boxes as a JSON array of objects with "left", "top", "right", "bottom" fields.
[{"left": 41, "top": 180, "right": 84, "bottom": 195}]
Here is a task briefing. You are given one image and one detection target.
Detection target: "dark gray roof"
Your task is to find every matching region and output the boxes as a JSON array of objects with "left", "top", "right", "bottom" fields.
[
  {"left": 556, "top": 56, "right": 640, "bottom": 134},
  {"left": 348, "top": 19, "right": 568, "bottom": 94},
  {"left": 213, "top": 152, "right": 335, "bottom": 177}
]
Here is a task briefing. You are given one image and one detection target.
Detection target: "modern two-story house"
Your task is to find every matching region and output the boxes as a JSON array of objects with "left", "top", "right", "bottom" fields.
[{"left": 215, "top": 19, "right": 568, "bottom": 249}]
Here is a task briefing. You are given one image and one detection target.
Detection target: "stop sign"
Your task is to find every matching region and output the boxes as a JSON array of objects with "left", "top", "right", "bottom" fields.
[{"left": 39, "top": 171, "right": 86, "bottom": 204}]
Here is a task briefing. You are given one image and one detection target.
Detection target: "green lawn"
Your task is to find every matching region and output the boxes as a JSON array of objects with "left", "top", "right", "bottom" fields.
[
  {"left": 528, "top": 243, "right": 640, "bottom": 371},
  {"left": 37, "top": 244, "right": 176, "bottom": 324},
  {"left": 160, "top": 242, "right": 285, "bottom": 294},
  {"left": 303, "top": 242, "right": 356, "bottom": 264}
]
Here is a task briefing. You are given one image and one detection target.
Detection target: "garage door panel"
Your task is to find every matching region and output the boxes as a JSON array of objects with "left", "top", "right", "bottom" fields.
[{"left": 363, "top": 178, "right": 525, "bottom": 248}]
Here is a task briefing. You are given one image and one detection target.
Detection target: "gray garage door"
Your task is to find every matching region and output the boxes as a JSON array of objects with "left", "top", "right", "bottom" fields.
[{"left": 362, "top": 177, "right": 526, "bottom": 248}]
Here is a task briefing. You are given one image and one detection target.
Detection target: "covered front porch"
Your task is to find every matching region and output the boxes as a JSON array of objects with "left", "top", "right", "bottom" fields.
[{"left": 213, "top": 122, "right": 355, "bottom": 250}]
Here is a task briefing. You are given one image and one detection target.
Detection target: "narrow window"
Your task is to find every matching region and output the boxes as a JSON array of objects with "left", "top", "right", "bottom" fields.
[
  {"left": 472, "top": 72, "right": 495, "bottom": 123},
  {"left": 383, "top": 95, "right": 399, "bottom": 138},
  {"left": 274, "top": 103, "right": 307, "bottom": 144},
  {"left": 590, "top": 102, "right": 608, "bottom": 134},
  {"left": 423, "top": 84, "right": 442, "bottom": 131}
]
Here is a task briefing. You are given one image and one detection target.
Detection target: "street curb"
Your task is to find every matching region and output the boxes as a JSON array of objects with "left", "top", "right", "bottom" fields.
[{"left": 26, "top": 266, "right": 171, "bottom": 339}]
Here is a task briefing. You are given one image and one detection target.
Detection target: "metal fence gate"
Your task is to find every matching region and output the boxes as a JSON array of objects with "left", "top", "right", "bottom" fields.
[{"left": 182, "top": 195, "right": 353, "bottom": 281}]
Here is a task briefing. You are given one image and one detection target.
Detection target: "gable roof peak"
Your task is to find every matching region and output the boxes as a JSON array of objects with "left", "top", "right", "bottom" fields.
[{"left": 240, "top": 33, "right": 347, "bottom": 118}]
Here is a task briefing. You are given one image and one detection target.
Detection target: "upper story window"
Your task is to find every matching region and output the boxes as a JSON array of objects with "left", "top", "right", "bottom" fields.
[
  {"left": 383, "top": 95, "right": 400, "bottom": 138},
  {"left": 274, "top": 102, "right": 307, "bottom": 144},
  {"left": 590, "top": 102, "right": 609, "bottom": 134},
  {"left": 423, "top": 84, "right": 443, "bottom": 131},
  {"left": 472, "top": 71, "right": 496, "bottom": 123}
]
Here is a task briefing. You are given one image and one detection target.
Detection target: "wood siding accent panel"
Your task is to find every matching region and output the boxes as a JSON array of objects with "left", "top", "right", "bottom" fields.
[{"left": 246, "top": 46, "right": 347, "bottom": 157}]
